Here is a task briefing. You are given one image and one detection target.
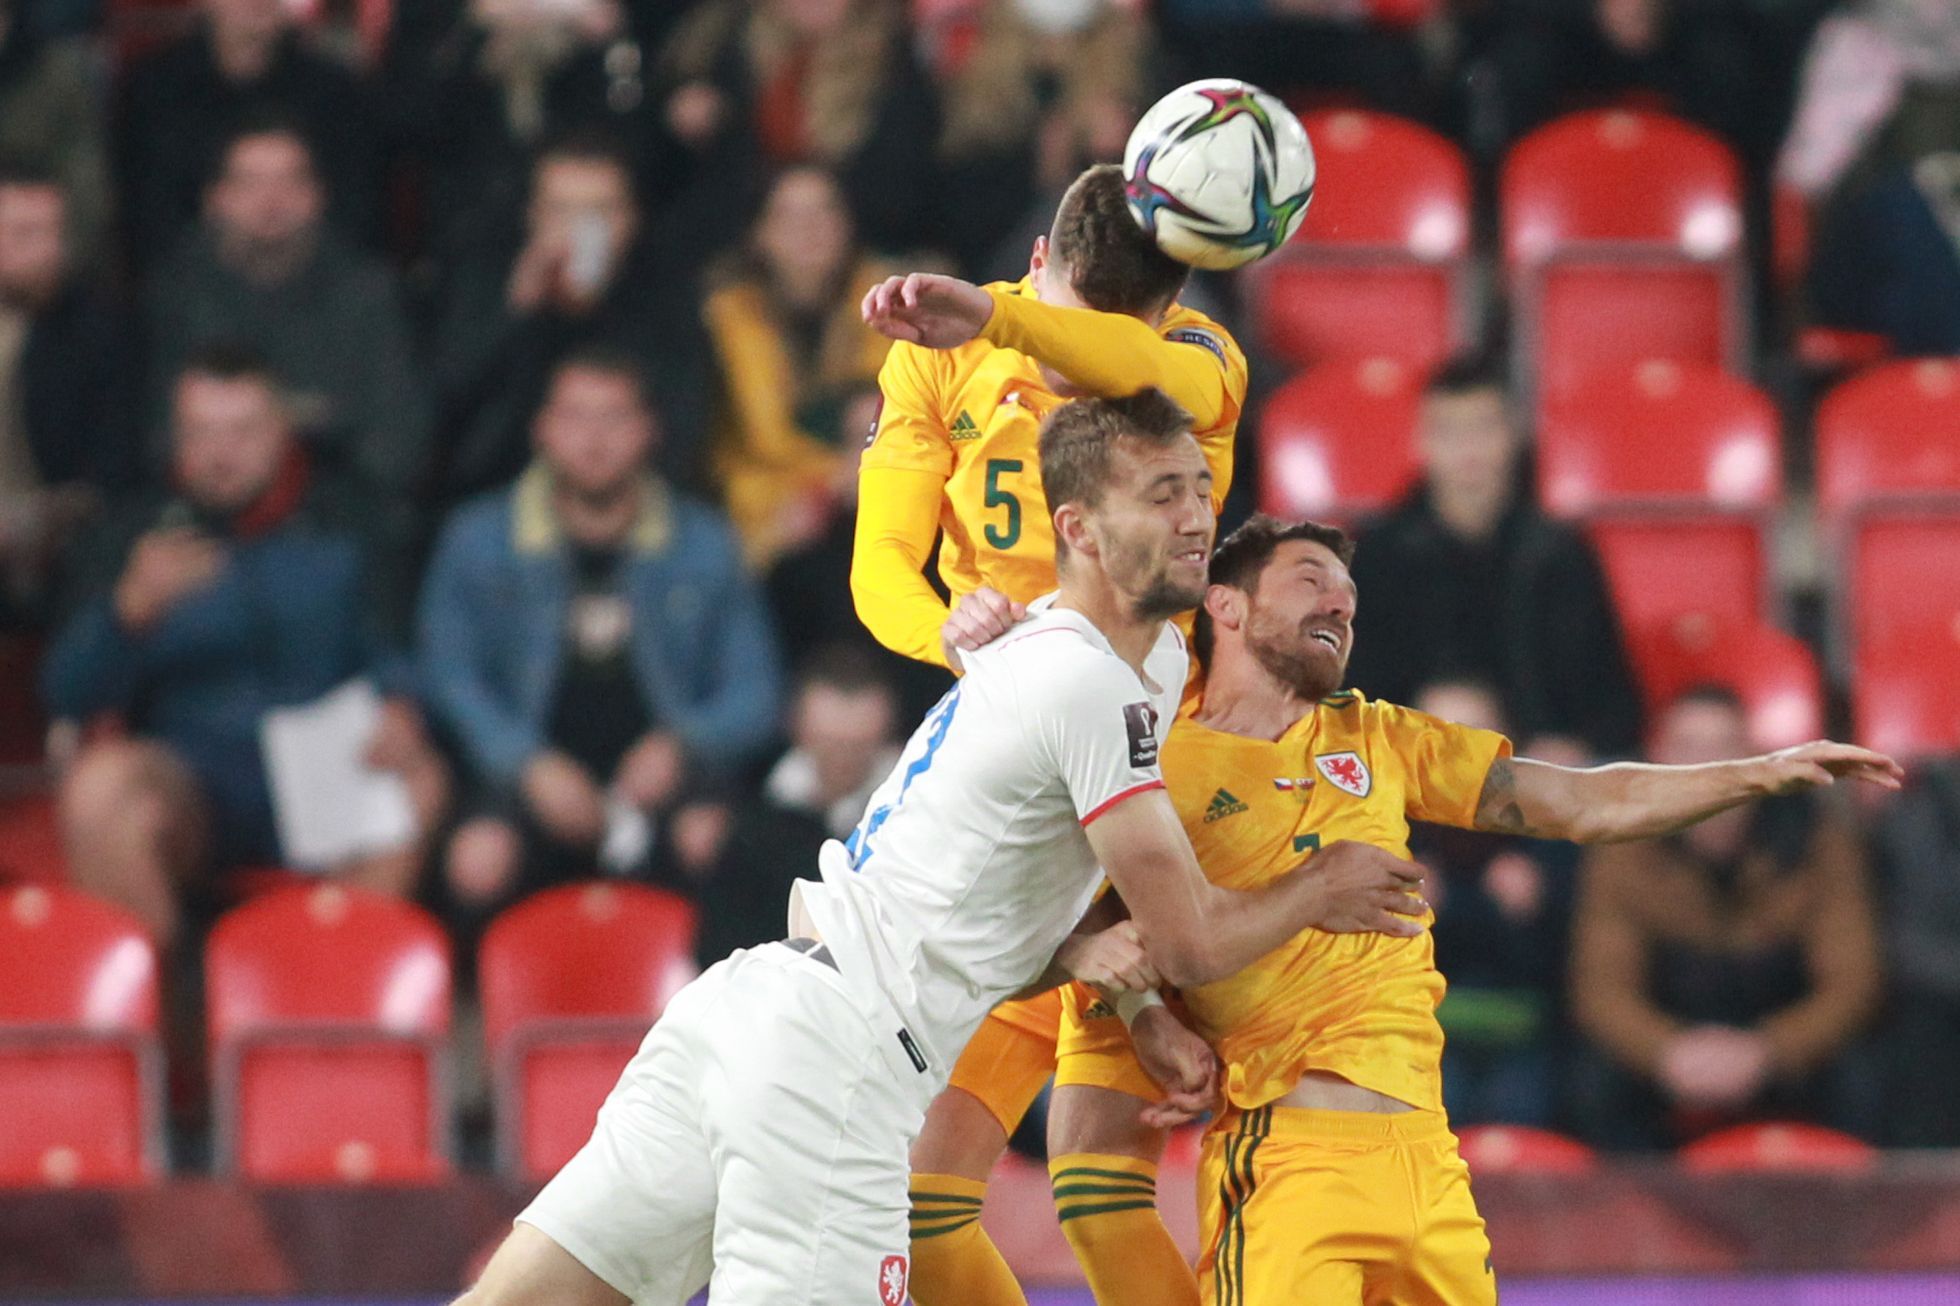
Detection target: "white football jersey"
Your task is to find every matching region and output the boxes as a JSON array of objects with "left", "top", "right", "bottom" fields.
[{"left": 793, "top": 595, "right": 1189, "bottom": 1079}]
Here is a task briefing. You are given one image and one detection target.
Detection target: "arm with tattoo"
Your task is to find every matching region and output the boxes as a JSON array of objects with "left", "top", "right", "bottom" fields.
[{"left": 1471, "top": 746, "right": 1902, "bottom": 844}]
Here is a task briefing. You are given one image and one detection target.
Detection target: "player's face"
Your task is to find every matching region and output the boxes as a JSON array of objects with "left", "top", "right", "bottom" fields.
[
  {"left": 1089, "top": 433, "right": 1214, "bottom": 620},
  {"left": 1241, "top": 540, "right": 1357, "bottom": 700}
]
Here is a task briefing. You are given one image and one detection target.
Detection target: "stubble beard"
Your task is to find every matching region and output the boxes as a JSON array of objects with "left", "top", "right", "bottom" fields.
[{"left": 1245, "top": 608, "right": 1344, "bottom": 701}]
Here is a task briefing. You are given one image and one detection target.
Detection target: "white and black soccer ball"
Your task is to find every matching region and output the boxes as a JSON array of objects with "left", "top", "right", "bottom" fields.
[{"left": 1122, "top": 79, "right": 1316, "bottom": 272}]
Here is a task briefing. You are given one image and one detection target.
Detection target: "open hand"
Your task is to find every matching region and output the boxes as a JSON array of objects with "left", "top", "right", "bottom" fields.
[
  {"left": 1132, "top": 1005, "right": 1219, "bottom": 1129},
  {"left": 1301, "top": 840, "right": 1429, "bottom": 936},
  {"left": 1754, "top": 741, "right": 1903, "bottom": 794},
  {"left": 861, "top": 273, "right": 995, "bottom": 349}
]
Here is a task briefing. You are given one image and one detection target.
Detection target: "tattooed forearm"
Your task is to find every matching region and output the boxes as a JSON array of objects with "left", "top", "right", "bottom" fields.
[{"left": 1474, "top": 758, "right": 1532, "bottom": 835}]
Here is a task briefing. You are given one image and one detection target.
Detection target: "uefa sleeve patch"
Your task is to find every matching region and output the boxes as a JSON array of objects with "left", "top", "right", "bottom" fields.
[
  {"left": 1165, "top": 326, "right": 1228, "bottom": 366},
  {"left": 1123, "top": 701, "right": 1161, "bottom": 768}
]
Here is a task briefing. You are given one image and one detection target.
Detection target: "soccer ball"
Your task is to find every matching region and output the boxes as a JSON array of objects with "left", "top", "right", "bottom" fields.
[{"left": 1122, "top": 79, "right": 1316, "bottom": 272}]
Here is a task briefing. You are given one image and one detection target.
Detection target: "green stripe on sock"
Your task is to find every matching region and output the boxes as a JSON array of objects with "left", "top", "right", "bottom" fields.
[
  {"left": 1049, "top": 1165, "right": 1158, "bottom": 1184},
  {"left": 1054, "top": 1198, "right": 1159, "bottom": 1224},
  {"left": 1049, "top": 1180, "right": 1156, "bottom": 1200}
]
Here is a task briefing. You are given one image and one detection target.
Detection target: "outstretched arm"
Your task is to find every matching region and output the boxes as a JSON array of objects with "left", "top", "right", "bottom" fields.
[
  {"left": 862, "top": 273, "right": 1230, "bottom": 430},
  {"left": 1472, "top": 742, "right": 1903, "bottom": 844}
]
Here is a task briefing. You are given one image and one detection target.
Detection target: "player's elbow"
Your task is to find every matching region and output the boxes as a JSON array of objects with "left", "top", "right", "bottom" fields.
[{"left": 1141, "top": 927, "right": 1228, "bottom": 990}]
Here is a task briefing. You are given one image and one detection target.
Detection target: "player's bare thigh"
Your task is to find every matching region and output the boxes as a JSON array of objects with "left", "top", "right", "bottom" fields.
[
  {"left": 455, "top": 1223, "right": 628, "bottom": 1306},
  {"left": 1048, "top": 1083, "right": 1167, "bottom": 1162},
  {"left": 911, "top": 1085, "right": 1011, "bottom": 1179}
]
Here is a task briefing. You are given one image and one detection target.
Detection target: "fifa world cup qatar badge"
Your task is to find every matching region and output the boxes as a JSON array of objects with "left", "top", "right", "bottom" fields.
[
  {"left": 1124, "top": 702, "right": 1161, "bottom": 768},
  {"left": 1315, "top": 751, "right": 1372, "bottom": 798},
  {"left": 879, "top": 1254, "right": 909, "bottom": 1306}
]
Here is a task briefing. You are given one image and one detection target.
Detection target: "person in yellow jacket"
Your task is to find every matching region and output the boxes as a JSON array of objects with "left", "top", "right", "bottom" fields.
[
  {"left": 854, "top": 162, "right": 1247, "bottom": 1306},
  {"left": 705, "top": 166, "right": 894, "bottom": 568},
  {"left": 1057, "top": 513, "right": 1903, "bottom": 1305}
]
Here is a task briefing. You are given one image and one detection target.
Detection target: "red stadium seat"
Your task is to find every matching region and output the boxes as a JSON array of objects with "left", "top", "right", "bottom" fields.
[
  {"left": 206, "top": 884, "right": 451, "bottom": 1182},
  {"left": 1457, "top": 1125, "right": 1598, "bottom": 1175},
  {"left": 1627, "top": 622, "right": 1824, "bottom": 751},
  {"left": 480, "top": 883, "right": 698, "bottom": 1180},
  {"left": 1503, "top": 110, "right": 1746, "bottom": 403},
  {"left": 1245, "top": 110, "right": 1470, "bottom": 372},
  {"left": 1816, "top": 358, "right": 1960, "bottom": 523},
  {"left": 1537, "top": 361, "right": 1781, "bottom": 516},
  {"left": 0, "top": 885, "right": 162, "bottom": 1186},
  {"left": 1257, "top": 357, "right": 1421, "bottom": 522},
  {"left": 0, "top": 793, "right": 65, "bottom": 885},
  {"left": 1848, "top": 516, "right": 1960, "bottom": 758},
  {"left": 1586, "top": 518, "right": 1770, "bottom": 655},
  {"left": 1678, "top": 1122, "right": 1877, "bottom": 1174}
]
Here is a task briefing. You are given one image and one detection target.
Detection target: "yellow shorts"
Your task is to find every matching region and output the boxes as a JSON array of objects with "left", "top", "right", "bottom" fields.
[
  {"left": 944, "top": 989, "right": 1064, "bottom": 1134},
  {"left": 1199, "top": 1105, "right": 1495, "bottom": 1306},
  {"left": 1054, "top": 980, "right": 1167, "bottom": 1103}
]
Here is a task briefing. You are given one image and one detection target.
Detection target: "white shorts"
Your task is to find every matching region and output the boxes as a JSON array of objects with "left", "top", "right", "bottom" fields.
[{"left": 517, "top": 942, "right": 935, "bottom": 1306}]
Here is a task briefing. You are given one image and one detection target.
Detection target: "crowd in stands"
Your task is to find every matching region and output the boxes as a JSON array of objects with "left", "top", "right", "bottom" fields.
[{"left": 1, "top": 0, "right": 1958, "bottom": 1161}]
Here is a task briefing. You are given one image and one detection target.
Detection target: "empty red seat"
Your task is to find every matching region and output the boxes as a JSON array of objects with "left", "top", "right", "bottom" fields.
[
  {"left": 1586, "top": 518, "right": 1769, "bottom": 653},
  {"left": 206, "top": 884, "right": 451, "bottom": 1182},
  {"left": 1679, "top": 1122, "right": 1877, "bottom": 1174},
  {"left": 1258, "top": 357, "right": 1422, "bottom": 522},
  {"left": 0, "top": 885, "right": 162, "bottom": 1186},
  {"left": 1817, "top": 358, "right": 1960, "bottom": 524},
  {"left": 1504, "top": 110, "right": 1745, "bottom": 402},
  {"left": 1456, "top": 1125, "right": 1598, "bottom": 1175},
  {"left": 1246, "top": 110, "right": 1470, "bottom": 372},
  {"left": 1849, "top": 516, "right": 1960, "bottom": 758},
  {"left": 1537, "top": 361, "right": 1781, "bottom": 516},
  {"left": 1627, "top": 622, "right": 1823, "bottom": 751},
  {"left": 480, "top": 883, "right": 698, "bottom": 1179}
]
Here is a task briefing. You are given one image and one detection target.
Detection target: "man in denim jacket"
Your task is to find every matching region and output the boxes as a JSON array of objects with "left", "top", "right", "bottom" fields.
[{"left": 421, "top": 347, "right": 782, "bottom": 919}]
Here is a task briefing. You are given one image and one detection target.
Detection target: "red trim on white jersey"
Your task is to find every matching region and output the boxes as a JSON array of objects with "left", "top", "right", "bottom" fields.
[{"left": 1079, "top": 779, "right": 1166, "bottom": 827}]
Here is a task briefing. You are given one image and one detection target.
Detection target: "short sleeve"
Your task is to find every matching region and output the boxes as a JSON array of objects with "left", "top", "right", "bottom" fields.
[
  {"left": 1021, "top": 652, "right": 1167, "bottom": 826},
  {"left": 1372, "top": 701, "right": 1514, "bottom": 829},
  {"left": 862, "top": 340, "right": 954, "bottom": 477}
]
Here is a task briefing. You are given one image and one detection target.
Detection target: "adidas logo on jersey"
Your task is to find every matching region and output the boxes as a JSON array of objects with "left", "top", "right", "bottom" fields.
[
  {"left": 949, "top": 410, "right": 982, "bottom": 440},
  {"left": 1204, "top": 788, "right": 1249, "bottom": 822}
]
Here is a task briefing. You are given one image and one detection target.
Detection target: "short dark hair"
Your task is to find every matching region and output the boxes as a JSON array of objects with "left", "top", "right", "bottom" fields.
[
  {"left": 1037, "top": 389, "right": 1196, "bottom": 564},
  {"left": 178, "top": 341, "right": 281, "bottom": 391},
  {"left": 536, "top": 127, "right": 638, "bottom": 187},
  {"left": 1668, "top": 682, "right": 1747, "bottom": 716},
  {"left": 208, "top": 110, "right": 318, "bottom": 189},
  {"left": 1423, "top": 352, "right": 1507, "bottom": 401},
  {"left": 0, "top": 159, "right": 62, "bottom": 193},
  {"left": 550, "top": 345, "right": 654, "bottom": 410},
  {"left": 1194, "top": 514, "right": 1355, "bottom": 669},
  {"left": 795, "top": 644, "right": 895, "bottom": 701},
  {"left": 1050, "top": 164, "right": 1189, "bottom": 318}
]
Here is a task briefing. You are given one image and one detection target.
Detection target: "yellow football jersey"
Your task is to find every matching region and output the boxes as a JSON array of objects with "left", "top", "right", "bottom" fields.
[
  {"left": 1165, "top": 690, "right": 1512, "bottom": 1114},
  {"left": 861, "top": 278, "right": 1246, "bottom": 611}
]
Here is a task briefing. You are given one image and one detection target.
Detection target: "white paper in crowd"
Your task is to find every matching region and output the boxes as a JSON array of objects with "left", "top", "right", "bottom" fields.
[
  {"left": 600, "top": 795, "right": 652, "bottom": 875},
  {"left": 260, "top": 679, "right": 417, "bottom": 871}
]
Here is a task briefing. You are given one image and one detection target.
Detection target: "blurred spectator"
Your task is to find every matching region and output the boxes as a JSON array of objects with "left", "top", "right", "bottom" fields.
[
  {"left": 381, "top": 0, "right": 655, "bottom": 256},
  {"left": 41, "top": 347, "right": 446, "bottom": 951},
  {"left": 1346, "top": 355, "right": 1642, "bottom": 762},
  {"left": 683, "top": 644, "right": 899, "bottom": 967},
  {"left": 145, "top": 120, "right": 430, "bottom": 498},
  {"left": 1155, "top": 0, "right": 1430, "bottom": 123},
  {"left": 118, "top": 0, "right": 379, "bottom": 262},
  {"left": 1871, "top": 757, "right": 1960, "bottom": 1147},
  {"left": 703, "top": 165, "right": 890, "bottom": 568},
  {"left": 1568, "top": 686, "right": 1883, "bottom": 1149},
  {"left": 1471, "top": 0, "right": 1768, "bottom": 163},
  {"left": 1412, "top": 678, "right": 1577, "bottom": 1129},
  {"left": 0, "top": 165, "right": 137, "bottom": 626},
  {"left": 1807, "top": 151, "right": 1960, "bottom": 355},
  {"left": 0, "top": 0, "right": 112, "bottom": 262},
  {"left": 925, "top": 0, "right": 1146, "bottom": 276},
  {"left": 432, "top": 133, "right": 711, "bottom": 500},
  {"left": 653, "top": 0, "right": 939, "bottom": 260},
  {"left": 420, "top": 349, "right": 781, "bottom": 925},
  {"left": 1777, "top": 0, "right": 1960, "bottom": 207}
]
